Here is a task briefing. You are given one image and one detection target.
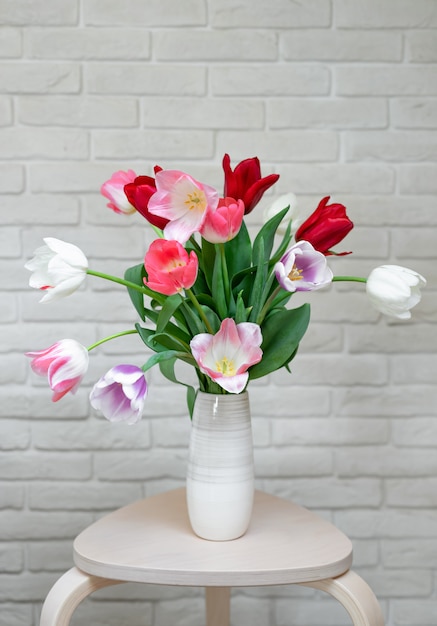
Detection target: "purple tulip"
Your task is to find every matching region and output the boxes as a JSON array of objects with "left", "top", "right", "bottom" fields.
[
  {"left": 274, "top": 240, "right": 333, "bottom": 292},
  {"left": 90, "top": 365, "right": 148, "bottom": 424}
]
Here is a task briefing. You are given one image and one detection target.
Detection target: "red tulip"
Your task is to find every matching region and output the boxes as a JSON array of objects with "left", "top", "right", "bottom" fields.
[
  {"left": 222, "top": 154, "right": 279, "bottom": 214},
  {"left": 123, "top": 166, "right": 169, "bottom": 230},
  {"left": 295, "top": 196, "right": 353, "bottom": 256},
  {"left": 144, "top": 239, "right": 198, "bottom": 296}
]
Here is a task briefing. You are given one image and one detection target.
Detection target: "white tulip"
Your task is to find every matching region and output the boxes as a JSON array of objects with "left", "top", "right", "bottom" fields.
[
  {"left": 366, "top": 264, "right": 426, "bottom": 319},
  {"left": 263, "top": 193, "right": 302, "bottom": 236},
  {"left": 25, "top": 237, "right": 88, "bottom": 303}
]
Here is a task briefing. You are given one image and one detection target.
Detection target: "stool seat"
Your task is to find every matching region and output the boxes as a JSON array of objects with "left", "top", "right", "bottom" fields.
[
  {"left": 40, "top": 488, "right": 385, "bottom": 626},
  {"left": 74, "top": 488, "right": 352, "bottom": 587}
]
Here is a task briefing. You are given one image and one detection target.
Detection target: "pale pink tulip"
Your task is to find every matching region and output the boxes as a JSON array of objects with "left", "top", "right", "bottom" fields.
[
  {"left": 101, "top": 169, "right": 137, "bottom": 215},
  {"left": 148, "top": 170, "right": 219, "bottom": 243},
  {"left": 26, "top": 339, "right": 89, "bottom": 402},
  {"left": 190, "top": 318, "right": 263, "bottom": 394},
  {"left": 200, "top": 197, "right": 244, "bottom": 244}
]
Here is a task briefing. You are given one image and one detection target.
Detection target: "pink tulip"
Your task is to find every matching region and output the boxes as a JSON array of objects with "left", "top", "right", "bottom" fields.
[
  {"left": 275, "top": 241, "right": 333, "bottom": 292},
  {"left": 190, "top": 318, "right": 263, "bottom": 394},
  {"left": 90, "top": 365, "right": 148, "bottom": 424},
  {"left": 26, "top": 339, "right": 89, "bottom": 402},
  {"left": 200, "top": 197, "right": 245, "bottom": 244},
  {"left": 101, "top": 169, "right": 137, "bottom": 215},
  {"left": 148, "top": 170, "right": 219, "bottom": 244},
  {"left": 144, "top": 239, "right": 198, "bottom": 296}
]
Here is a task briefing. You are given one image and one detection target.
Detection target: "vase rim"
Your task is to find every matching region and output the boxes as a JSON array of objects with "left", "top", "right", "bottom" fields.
[{"left": 197, "top": 390, "right": 248, "bottom": 398}]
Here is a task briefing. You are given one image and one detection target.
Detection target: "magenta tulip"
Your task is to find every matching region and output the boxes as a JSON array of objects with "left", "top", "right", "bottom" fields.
[
  {"left": 200, "top": 197, "right": 245, "bottom": 244},
  {"left": 90, "top": 365, "right": 148, "bottom": 424},
  {"left": 101, "top": 169, "right": 137, "bottom": 215},
  {"left": 275, "top": 241, "right": 333, "bottom": 292}
]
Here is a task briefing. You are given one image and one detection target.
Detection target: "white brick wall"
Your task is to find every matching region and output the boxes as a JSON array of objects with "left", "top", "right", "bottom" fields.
[{"left": 1, "top": 1, "right": 436, "bottom": 624}]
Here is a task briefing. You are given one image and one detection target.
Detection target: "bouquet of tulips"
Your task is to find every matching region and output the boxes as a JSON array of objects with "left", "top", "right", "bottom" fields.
[{"left": 25, "top": 155, "right": 426, "bottom": 424}]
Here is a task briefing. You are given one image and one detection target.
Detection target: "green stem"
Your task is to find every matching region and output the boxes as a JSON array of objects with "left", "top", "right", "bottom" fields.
[
  {"left": 256, "top": 285, "right": 282, "bottom": 326},
  {"left": 87, "top": 269, "right": 149, "bottom": 295},
  {"left": 185, "top": 288, "right": 214, "bottom": 334},
  {"left": 333, "top": 275, "right": 367, "bottom": 283},
  {"left": 219, "top": 243, "right": 230, "bottom": 303},
  {"left": 87, "top": 329, "right": 138, "bottom": 352}
]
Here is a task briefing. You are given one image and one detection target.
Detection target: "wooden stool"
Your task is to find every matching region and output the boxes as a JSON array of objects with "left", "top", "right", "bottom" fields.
[{"left": 39, "top": 488, "right": 384, "bottom": 626}]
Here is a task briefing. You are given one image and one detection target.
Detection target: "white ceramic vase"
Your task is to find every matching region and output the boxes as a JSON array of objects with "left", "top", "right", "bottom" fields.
[{"left": 186, "top": 391, "right": 254, "bottom": 541}]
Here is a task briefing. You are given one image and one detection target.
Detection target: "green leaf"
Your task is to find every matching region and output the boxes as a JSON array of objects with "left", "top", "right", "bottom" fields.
[
  {"left": 142, "top": 349, "right": 191, "bottom": 373},
  {"left": 224, "top": 220, "right": 252, "bottom": 278},
  {"left": 159, "top": 358, "right": 197, "bottom": 419},
  {"left": 157, "top": 294, "right": 183, "bottom": 334},
  {"left": 124, "top": 263, "right": 146, "bottom": 321},
  {"left": 248, "top": 238, "right": 268, "bottom": 323},
  {"left": 212, "top": 250, "right": 228, "bottom": 319},
  {"left": 253, "top": 206, "right": 289, "bottom": 267},
  {"left": 249, "top": 303, "right": 311, "bottom": 380},
  {"left": 200, "top": 238, "right": 216, "bottom": 292},
  {"left": 235, "top": 291, "right": 248, "bottom": 323}
]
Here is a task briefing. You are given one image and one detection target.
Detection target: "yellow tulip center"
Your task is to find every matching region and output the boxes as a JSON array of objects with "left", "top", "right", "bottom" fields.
[
  {"left": 185, "top": 189, "right": 207, "bottom": 212},
  {"left": 288, "top": 264, "right": 303, "bottom": 281},
  {"left": 215, "top": 356, "right": 236, "bottom": 377}
]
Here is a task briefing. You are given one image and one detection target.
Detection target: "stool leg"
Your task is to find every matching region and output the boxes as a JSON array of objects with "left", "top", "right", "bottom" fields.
[
  {"left": 205, "top": 587, "right": 230, "bottom": 626},
  {"left": 40, "top": 567, "right": 123, "bottom": 626},
  {"left": 301, "top": 570, "right": 384, "bottom": 626}
]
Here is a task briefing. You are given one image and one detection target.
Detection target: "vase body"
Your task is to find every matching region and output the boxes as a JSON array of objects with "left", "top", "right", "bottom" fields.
[{"left": 186, "top": 391, "right": 254, "bottom": 541}]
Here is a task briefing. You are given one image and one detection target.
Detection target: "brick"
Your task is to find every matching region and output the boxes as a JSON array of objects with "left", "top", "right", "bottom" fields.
[
  {"left": 399, "top": 164, "right": 437, "bottom": 193},
  {"left": 0, "top": 96, "right": 12, "bottom": 126},
  {"left": 391, "top": 97, "right": 437, "bottom": 128},
  {"left": 0, "top": 228, "right": 21, "bottom": 258},
  {"left": 85, "top": 0, "right": 206, "bottom": 26},
  {"left": 28, "top": 541, "right": 73, "bottom": 571},
  {"left": 282, "top": 30, "right": 402, "bottom": 61},
  {"left": 0, "top": 572, "right": 65, "bottom": 602},
  {"left": 336, "top": 508, "right": 437, "bottom": 538},
  {"left": 0, "top": 545, "right": 23, "bottom": 573},
  {"left": 1, "top": 194, "right": 80, "bottom": 224},
  {"left": 347, "top": 323, "right": 437, "bottom": 354},
  {"left": 29, "top": 482, "right": 142, "bottom": 510},
  {"left": 150, "top": 417, "right": 192, "bottom": 448},
  {"left": 382, "top": 538, "right": 437, "bottom": 567},
  {"left": 0, "top": 604, "right": 32, "bottom": 626},
  {"left": 272, "top": 418, "right": 388, "bottom": 446},
  {"left": 335, "top": 386, "right": 437, "bottom": 417},
  {"left": 407, "top": 30, "right": 437, "bottom": 62},
  {"left": 217, "top": 130, "right": 338, "bottom": 162},
  {"left": 249, "top": 385, "right": 330, "bottom": 417},
  {"left": 142, "top": 97, "right": 264, "bottom": 130},
  {"left": 337, "top": 194, "right": 437, "bottom": 226},
  {"left": 393, "top": 599, "right": 437, "bottom": 624},
  {"left": 212, "top": 65, "right": 330, "bottom": 96},
  {"left": 0, "top": 62, "right": 80, "bottom": 94},
  {"left": 0, "top": 28, "right": 21, "bottom": 57},
  {"left": 93, "top": 129, "right": 214, "bottom": 160},
  {"left": 0, "top": 484, "right": 24, "bottom": 509},
  {"left": 27, "top": 27, "right": 150, "bottom": 60},
  {"left": 393, "top": 418, "right": 437, "bottom": 446},
  {"left": 0, "top": 452, "right": 91, "bottom": 480},
  {"left": 18, "top": 95, "right": 138, "bottom": 128},
  {"left": 392, "top": 355, "right": 437, "bottom": 384},
  {"left": 0, "top": 165, "right": 24, "bottom": 193},
  {"left": 386, "top": 477, "right": 437, "bottom": 507},
  {"left": 355, "top": 568, "right": 432, "bottom": 598},
  {"left": 32, "top": 419, "right": 151, "bottom": 450},
  {"left": 275, "top": 163, "right": 395, "bottom": 194},
  {"left": 268, "top": 97, "right": 388, "bottom": 129},
  {"left": 255, "top": 447, "right": 333, "bottom": 476},
  {"left": 344, "top": 130, "right": 437, "bottom": 162},
  {"left": 86, "top": 63, "right": 206, "bottom": 95},
  {"left": 0, "top": 0, "right": 78, "bottom": 25},
  {"left": 337, "top": 447, "right": 437, "bottom": 477},
  {"left": 27, "top": 161, "right": 127, "bottom": 193},
  {"left": 155, "top": 29, "right": 277, "bottom": 61},
  {"left": 0, "top": 355, "right": 26, "bottom": 384},
  {"left": 210, "top": 0, "right": 331, "bottom": 27},
  {"left": 67, "top": 601, "right": 154, "bottom": 625},
  {"left": 392, "top": 226, "right": 437, "bottom": 258},
  {"left": 0, "top": 298, "right": 18, "bottom": 323},
  {"left": 335, "top": 66, "right": 437, "bottom": 96},
  {"left": 0, "top": 511, "right": 92, "bottom": 540},
  {"left": 0, "top": 386, "right": 88, "bottom": 419},
  {"left": 334, "top": 0, "right": 437, "bottom": 28},
  {"left": 0, "top": 128, "right": 89, "bottom": 160},
  {"left": 0, "top": 421, "right": 30, "bottom": 450},
  {"left": 95, "top": 449, "right": 187, "bottom": 480}
]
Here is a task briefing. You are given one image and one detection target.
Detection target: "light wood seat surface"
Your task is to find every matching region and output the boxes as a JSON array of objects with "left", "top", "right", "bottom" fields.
[{"left": 40, "top": 488, "right": 385, "bottom": 626}]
